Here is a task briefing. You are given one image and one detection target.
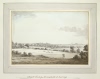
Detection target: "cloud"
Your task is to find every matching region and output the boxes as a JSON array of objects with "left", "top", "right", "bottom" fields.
[
  {"left": 59, "top": 25, "right": 88, "bottom": 39},
  {"left": 11, "top": 11, "right": 36, "bottom": 20}
]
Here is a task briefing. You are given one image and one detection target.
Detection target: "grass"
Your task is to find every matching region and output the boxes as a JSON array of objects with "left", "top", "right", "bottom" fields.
[{"left": 12, "top": 55, "right": 88, "bottom": 65}]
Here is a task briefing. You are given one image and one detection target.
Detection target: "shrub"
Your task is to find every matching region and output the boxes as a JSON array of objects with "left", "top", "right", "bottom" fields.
[
  {"left": 15, "top": 51, "right": 19, "bottom": 54},
  {"left": 18, "top": 52, "right": 21, "bottom": 55},
  {"left": 12, "top": 50, "right": 16, "bottom": 54},
  {"left": 73, "top": 55, "right": 80, "bottom": 60},
  {"left": 22, "top": 52, "right": 27, "bottom": 56},
  {"left": 84, "top": 45, "right": 88, "bottom": 51},
  {"left": 28, "top": 52, "right": 32, "bottom": 56},
  {"left": 62, "top": 49, "right": 65, "bottom": 52},
  {"left": 77, "top": 48, "right": 80, "bottom": 53},
  {"left": 79, "top": 51, "right": 88, "bottom": 59},
  {"left": 84, "top": 51, "right": 88, "bottom": 59},
  {"left": 70, "top": 46, "right": 75, "bottom": 53},
  {"left": 65, "top": 50, "right": 69, "bottom": 52}
]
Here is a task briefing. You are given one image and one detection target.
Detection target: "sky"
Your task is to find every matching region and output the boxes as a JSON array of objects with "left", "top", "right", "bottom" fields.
[{"left": 11, "top": 11, "right": 88, "bottom": 44}]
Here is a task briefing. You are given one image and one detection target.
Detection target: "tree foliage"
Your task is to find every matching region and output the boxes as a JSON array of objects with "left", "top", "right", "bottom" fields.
[
  {"left": 84, "top": 45, "right": 88, "bottom": 51},
  {"left": 70, "top": 46, "right": 75, "bottom": 53}
]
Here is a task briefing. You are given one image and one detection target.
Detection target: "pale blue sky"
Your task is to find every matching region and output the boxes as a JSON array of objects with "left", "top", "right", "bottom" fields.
[{"left": 12, "top": 11, "right": 88, "bottom": 44}]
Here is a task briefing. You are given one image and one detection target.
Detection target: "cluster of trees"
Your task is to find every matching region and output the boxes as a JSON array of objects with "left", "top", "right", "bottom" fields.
[
  {"left": 70, "top": 46, "right": 81, "bottom": 53},
  {"left": 12, "top": 44, "right": 88, "bottom": 60},
  {"left": 12, "top": 42, "right": 31, "bottom": 49},
  {"left": 12, "top": 42, "right": 83, "bottom": 49},
  {"left": 73, "top": 45, "right": 88, "bottom": 60},
  {"left": 12, "top": 50, "right": 32, "bottom": 57}
]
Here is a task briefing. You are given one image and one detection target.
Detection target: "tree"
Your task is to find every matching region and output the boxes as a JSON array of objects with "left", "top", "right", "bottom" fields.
[
  {"left": 18, "top": 43, "right": 23, "bottom": 48},
  {"left": 79, "top": 51, "right": 84, "bottom": 59},
  {"left": 25, "top": 44, "right": 29, "bottom": 48},
  {"left": 12, "top": 50, "right": 16, "bottom": 54},
  {"left": 15, "top": 51, "right": 19, "bottom": 54},
  {"left": 79, "top": 44, "right": 88, "bottom": 59},
  {"left": 77, "top": 48, "right": 80, "bottom": 53},
  {"left": 28, "top": 53, "right": 32, "bottom": 56},
  {"left": 45, "top": 48, "right": 47, "bottom": 50},
  {"left": 62, "top": 49, "right": 65, "bottom": 52},
  {"left": 73, "top": 55, "right": 80, "bottom": 60},
  {"left": 70, "top": 46, "right": 75, "bottom": 53},
  {"left": 73, "top": 44, "right": 88, "bottom": 60},
  {"left": 23, "top": 52, "right": 27, "bottom": 56},
  {"left": 84, "top": 45, "right": 88, "bottom": 51}
]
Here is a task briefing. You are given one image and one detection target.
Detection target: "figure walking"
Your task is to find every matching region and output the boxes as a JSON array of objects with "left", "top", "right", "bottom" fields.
[{"left": 62, "top": 54, "right": 65, "bottom": 58}]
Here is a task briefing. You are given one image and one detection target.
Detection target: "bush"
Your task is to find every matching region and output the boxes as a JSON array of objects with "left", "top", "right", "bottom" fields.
[
  {"left": 73, "top": 55, "right": 80, "bottom": 60},
  {"left": 22, "top": 52, "right": 27, "bottom": 57},
  {"left": 79, "top": 51, "right": 88, "bottom": 59},
  {"left": 70, "top": 46, "right": 75, "bottom": 53},
  {"left": 73, "top": 44, "right": 88, "bottom": 60},
  {"left": 15, "top": 51, "right": 19, "bottom": 54},
  {"left": 12, "top": 50, "right": 16, "bottom": 54},
  {"left": 84, "top": 51, "right": 88, "bottom": 59},
  {"left": 77, "top": 48, "right": 80, "bottom": 53},
  {"left": 28, "top": 52, "right": 32, "bottom": 56},
  {"left": 62, "top": 49, "right": 65, "bottom": 52},
  {"left": 84, "top": 45, "right": 88, "bottom": 51},
  {"left": 65, "top": 50, "right": 69, "bottom": 52}
]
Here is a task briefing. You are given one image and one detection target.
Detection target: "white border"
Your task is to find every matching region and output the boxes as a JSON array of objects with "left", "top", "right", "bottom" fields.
[{"left": 3, "top": 3, "right": 97, "bottom": 73}]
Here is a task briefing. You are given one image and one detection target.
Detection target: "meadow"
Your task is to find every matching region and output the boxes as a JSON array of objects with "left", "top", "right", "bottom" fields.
[{"left": 12, "top": 49, "right": 88, "bottom": 64}]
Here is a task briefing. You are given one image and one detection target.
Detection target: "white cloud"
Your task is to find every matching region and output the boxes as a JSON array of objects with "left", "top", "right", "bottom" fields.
[
  {"left": 12, "top": 11, "right": 88, "bottom": 44},
  {"left": 59, "top": 24, "right": 88, "bottom": 39}
]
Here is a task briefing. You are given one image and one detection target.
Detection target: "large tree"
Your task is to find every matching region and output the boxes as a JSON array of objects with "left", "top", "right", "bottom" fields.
[
  {"left": 84, "top": 45, "right": 88, "bottom": 51},
  {"left": 70, "top": 46, "right": 75, "bottom": 53}
]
